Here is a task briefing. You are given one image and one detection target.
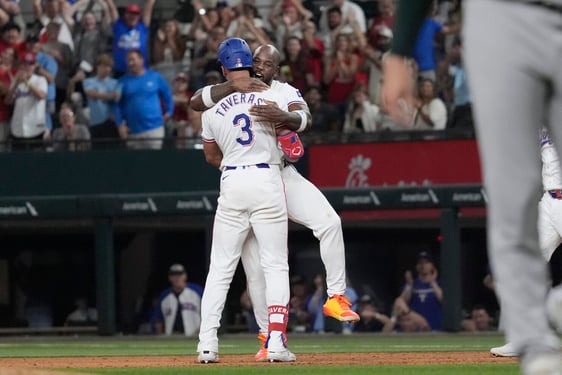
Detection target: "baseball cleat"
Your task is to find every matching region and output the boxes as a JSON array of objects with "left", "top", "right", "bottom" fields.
[
  {"left": 198, "top": 350, "right": 219, "bottom": 364},
  {"left": 266, "top": 349, "right": 296, "bottom": 362},
  {"left": 490, "top": 343, "right": 519, "bottom": 357},
  {"left": 546, "top": 285, "right": 562, "bottom": 333},
  {"left": 323, "top": 294, "right": 360, "bottom": 322},
  {"left": 255, "top": 333, "right": 268, "bottom": 362}
]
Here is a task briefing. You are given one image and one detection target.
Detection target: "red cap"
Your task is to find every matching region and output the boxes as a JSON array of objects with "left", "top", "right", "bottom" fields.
[
  {"left": 22, "top": 52, "right": 36, "bottom": 64},
  {"left": 125, "top": 4, "right": 141, "bottom": 14}
]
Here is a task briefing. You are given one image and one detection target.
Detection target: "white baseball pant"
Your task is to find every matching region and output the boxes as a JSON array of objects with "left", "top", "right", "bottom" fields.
[
  {"left": 197, "top": 166, "right": 289, "bottom": 353},
  {"left": 538, "top": 192, "right": 562, "bottom": 262},
  {"left": 241, "top": 164, "right": 347, "bottom": 334}
]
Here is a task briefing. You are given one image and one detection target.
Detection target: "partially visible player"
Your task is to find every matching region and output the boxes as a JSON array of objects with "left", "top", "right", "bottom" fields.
[
  {"left": 491, "top": 129, "right": 562, "bottom": 357},
  {"left": 191, "top": 43, "right": 360, "bottom": 361},
  {"left": 196, "top": 37, "right": 295, "bottom": 364},
  {"left": 381, "top": 1, "right": 562, "bottom": 374}
]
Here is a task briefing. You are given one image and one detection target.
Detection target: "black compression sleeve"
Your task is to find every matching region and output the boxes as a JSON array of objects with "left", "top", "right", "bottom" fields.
[{"left": 390, "top": 0, "right": 434, "bottom": 57}]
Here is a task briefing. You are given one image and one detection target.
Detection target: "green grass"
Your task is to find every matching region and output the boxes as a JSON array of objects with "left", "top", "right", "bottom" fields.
[
  {"left": 0, "top": 334, "right": 519, "bottom": 374},
  {"left": 0, "top": 333, "right": 507, "bottom": 357},
  {"left": 86, "top": 364, "right": 520, "bottom": 375}
]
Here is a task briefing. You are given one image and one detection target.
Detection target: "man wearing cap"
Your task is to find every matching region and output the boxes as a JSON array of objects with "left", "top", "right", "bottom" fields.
[
  {"left": 105, "top": 0, "right": 155, "bottom": 76},
  {"left": 155, "top": 263, "right": 202, "bottom": 337},
  {"left": 7, "top": 52, "right": 49, "bottom": 150},
  {"left": 397, "top": 251, "right": 443, "bottom": 331}
]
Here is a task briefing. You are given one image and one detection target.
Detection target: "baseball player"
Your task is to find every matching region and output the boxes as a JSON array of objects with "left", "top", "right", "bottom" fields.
[
  {"left": 196, "top": 37, "right": 295, "bottom": 364},
  {"left": 491, "top": 129, "right": 562, "bottom": 357},
  {"left": 381, "top": 1, "right": 562, "bottom": 373},
  {"left": 191, "top": 43, "right": 360, "bottom": 361}
]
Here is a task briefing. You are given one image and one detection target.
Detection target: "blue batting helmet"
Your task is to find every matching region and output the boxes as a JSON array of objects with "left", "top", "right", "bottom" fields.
[{"left": 218, "top": 37, "right": 253, "bottom": 70}]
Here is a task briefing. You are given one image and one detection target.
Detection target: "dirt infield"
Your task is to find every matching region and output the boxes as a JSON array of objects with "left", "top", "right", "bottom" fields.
[{"left": 0, "top": 352, "right": 518, "bottom": 370}]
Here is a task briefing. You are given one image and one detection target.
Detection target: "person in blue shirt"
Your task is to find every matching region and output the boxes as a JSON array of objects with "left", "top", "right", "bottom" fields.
[
  {"left": 114, "top": 49, "right": 173, "bottom": 149},
  {"left": 105, "top": 0, "right": 156, "bottom": 76},
  {"left": 397, "top": 251, "right": 443, "bottom": 331},
  {"left": 83, "top": 53, "right": 120, "bottom": 146}
]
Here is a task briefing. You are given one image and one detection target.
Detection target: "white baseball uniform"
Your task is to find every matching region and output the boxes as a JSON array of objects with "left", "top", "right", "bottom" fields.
[
  {"left": 197, "top": 88, "right": 290, "bottom": 353},
  {"left": 538, "top": 129, "right": 562, "bottom": 261},
  {"left": 240, "top": 80, "right": 348, "bottom": 335}
]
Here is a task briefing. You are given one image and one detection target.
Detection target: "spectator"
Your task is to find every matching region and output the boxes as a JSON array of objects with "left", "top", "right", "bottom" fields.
[
  {"left": 186, "top": 0, "right": 220, "bottom": 56},
  {"left": 52, "top": 103, "right": 91, "bottom": 151},
  {"left": 279, "top": 35, "right": 312, "bottom": 94},
  {"left": 26, "top": 34, "right": 57, "bottom": 132},
  {"left": 301, "top": 20, "right": 324, "bottom": 89},
  {"left": 226, "top": 2, "right": 266, "bottom": 40},
  {"left": 156, "top": 263, "right": 201, "bottom": 336},
  {"left": 317, "top": 6, "right": 343, "bottom": 61},
  {"left": 318, "top": 0, "right": 366, "bottom": 37},
  {"left": 342, "top": 84, "right": 381, "bottom": 133},
  {"left": 323, "top": 32, "right": 358, "bottom": 126},
  {"left": 105, "top": 0, "right": 156, "bottom": 76},
  {"left": 65, "top": 297, "right": 98, "bottom": 326},
  {"left": 33, "top": 0, "right": 75, "bottom": 51},
  {"left": 367, "top": 0, "right": 394, "bottom": 47},
  {"left": 391, "top": 296, "right": 431, "bottom": 332},
  {"left": 306, "top": 273, "right": 328, "bottom": 333},
  {"left": 447, "top": 37, "right": 473, "bottom": 129},
  {"left": 73, "top": 10, "right": 112, "bottom": 76},
  {"left": 304, "top": 85, "right": 341, "bottom": 133},
  {"left": 0, "top": 46, "right": 14, "bottom": 150},
  {"left": 63, "top": 0, "right": 112, "bottom": 27},
  {"left": 152, "top": 19, "right": 185, "bottom": 66},
  {"left": 169, "top": 71, "right": 193, "bottom": 145},
  {"left": 353, "top": 294, "right": 394, "bottom": 333},
  {"left": 268, "top": 0, "right": 311, "bottom": 50},
  {"left": 7, "top": 52, "right": 49, "bottom": 151},
  {"left": 0, "top": 22, "right": 25, "bottom": 55},
  {"left": 361, "top": 25, "right": 392, "bottom": 105},
  {"left": 114, "top": 49, "right": 173, "bottom": 150},
  {"left": 397, "top": 251, "right": 443, "bottom": 331},
  {"left": 41, "top": 21, "right": 74, "bottom": 112},
  {"left": 412, "top": 2, "right": 458, "bottom": 81},
  {"left": 288, "top": 275, "right": 311, "bottom": 332},
  {"left": 84, "top": 54, "right": 120, "bottom": 148},
  {"left": 462, "top": 305, "right": 496, "bottom": 332},
  {"left": 191, "top": 26, "right": 226, "bottom": 89},
  {"left": 413, "top": 78, "right": 448, "bottom": 130}
]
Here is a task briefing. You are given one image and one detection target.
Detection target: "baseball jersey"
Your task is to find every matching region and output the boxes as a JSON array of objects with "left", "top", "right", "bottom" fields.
[
  {"left": 201, "top": 88, "right": 286, "bottom": 168},
  {"left": 540, "top": 128, "right": 562, "bottom": 190},
  {"left": 158, "top": 287, "right": 201, "bottom": 336}
]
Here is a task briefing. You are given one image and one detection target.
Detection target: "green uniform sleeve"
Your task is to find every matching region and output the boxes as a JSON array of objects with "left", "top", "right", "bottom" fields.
[{"left": 390, "top": 0, "right": 434, "bottom": 57}]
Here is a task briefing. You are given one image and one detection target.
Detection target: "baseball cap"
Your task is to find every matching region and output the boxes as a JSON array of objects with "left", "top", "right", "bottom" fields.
[
  {"left": 22, "top": 52, "right": 36, "bottom": 64},
  {"left": 377, "top": 26, "right": 393, "bottom": 39},
  {"left": 125, "top": 4, "right": 141, "bottom": 14},
  {"left": 417, "top": 251, "right": 433, "bottom": 263},
  {"left": 168, "top": 263, "right": 186, "bottom": 275}
]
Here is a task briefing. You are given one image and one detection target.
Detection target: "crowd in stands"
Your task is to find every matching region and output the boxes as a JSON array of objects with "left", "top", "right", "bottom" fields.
[{"left": 0, "top": 0, "right": 470, "bottom": 151}]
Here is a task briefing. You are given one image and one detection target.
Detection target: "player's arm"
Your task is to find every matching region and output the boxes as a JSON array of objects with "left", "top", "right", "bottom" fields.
[
  {"left": 248, "top": 101, "right": 311, "bottom": 133},
  {"left": 189, "top": 78, "right": 269, "bottom": 112},
  {"left": 203, "top": 140, "right": 223, "bottom": 169}
]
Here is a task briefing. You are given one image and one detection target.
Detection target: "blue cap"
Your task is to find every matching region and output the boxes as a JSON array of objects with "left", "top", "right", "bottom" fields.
[{"left": 218, "top": 38, "right": 253, "bottom": 70}]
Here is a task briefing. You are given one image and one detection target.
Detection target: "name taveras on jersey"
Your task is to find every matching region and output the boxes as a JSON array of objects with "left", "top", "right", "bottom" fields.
[{"left": 214, "top": 93, "right": 265, "bottom": 117}]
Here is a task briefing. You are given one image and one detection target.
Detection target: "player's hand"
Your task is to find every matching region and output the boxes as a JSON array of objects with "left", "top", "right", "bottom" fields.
[
  {"left": 230, "top": 77, "right": 269, "bottom": 93},
  {"left": 381, "top": 54, "right": 417, "bottom": 127},
  {"left": 249, "top": 100, "right": 285, "bottom": 127}
]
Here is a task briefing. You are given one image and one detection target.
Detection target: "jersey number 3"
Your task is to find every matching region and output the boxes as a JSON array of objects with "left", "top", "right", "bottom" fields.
[{"left": 233, "top": 113, "right": 254, "bottom": 146}]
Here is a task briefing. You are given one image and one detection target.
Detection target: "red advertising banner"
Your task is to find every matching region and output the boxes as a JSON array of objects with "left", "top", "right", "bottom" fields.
[{"left": 308, "top": 139, "right": 482, "bottom": 188}]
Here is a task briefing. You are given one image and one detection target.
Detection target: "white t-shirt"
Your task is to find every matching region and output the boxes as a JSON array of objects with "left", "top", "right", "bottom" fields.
[
  {"left": 540, "top": 128, "right": 562, "bottom": 191},
  {"left": 10, "top": 74, "right": 48, "bottom": 138},
  {"left": 414, "top": 98, "right": 448, "bottom": 130}
]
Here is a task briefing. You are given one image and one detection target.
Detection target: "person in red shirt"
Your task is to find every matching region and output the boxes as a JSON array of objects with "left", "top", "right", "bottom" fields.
[
  {"left": 0, "top": 22, "right": 25, "bottom": 56},
  {"left": 0, "top": 46, "right": 15, "bottom": 150}
]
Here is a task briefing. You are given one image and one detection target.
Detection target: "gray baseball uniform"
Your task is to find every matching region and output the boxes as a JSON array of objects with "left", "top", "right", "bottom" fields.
[{"left": 463, "top": 0, "right": 562, "bottom": 364}]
